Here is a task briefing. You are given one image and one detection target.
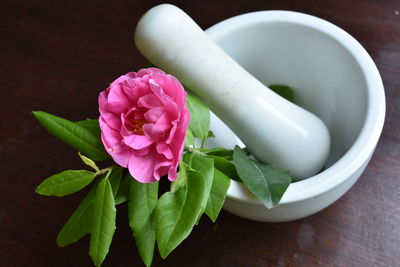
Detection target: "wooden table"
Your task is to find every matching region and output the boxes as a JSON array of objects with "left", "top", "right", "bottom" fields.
[{"left": 1, "top": 0, "right": 399, "bottom": 266}]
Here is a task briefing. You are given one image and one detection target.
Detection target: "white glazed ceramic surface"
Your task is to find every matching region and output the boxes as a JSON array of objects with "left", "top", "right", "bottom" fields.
[{"left": 205, "top": 11, "right": 385, "bottom": 222}]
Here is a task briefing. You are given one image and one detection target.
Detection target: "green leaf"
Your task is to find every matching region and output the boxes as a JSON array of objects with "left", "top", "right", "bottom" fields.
[
  {"left": 89, "top": 177, "right": 116, "bottom": 267},
  {"left": 191, "top": 152, "right": 214, "bottom": 215},
  {"left": 185, "top": 128, "right": 194, "bottom": 147},
  {"left": 170, "top": 162, "right": 188, "bottom": 193},
  {"left": 155, "top": 169, "right": 205, "bottom": 258},
  {"left": 129, "top": 180, "right": 159, "bottom": 267},
  {"left": 254, "top": 163, "right": 292, "bottom": 205},
  {"left": 186, "top": 94, "right": 210, "bottom": 142},
  {"left": 182, "top": 152, "right": 194, "bottom": 166},
  {"left": 75, "top": 119, "right": 101, "bottom": 139},
  {"left": 233, "top": 146, "right": 291, "bottom": 208},
  {"left": 207, "top": 155, "right": 240, "bottom": 181},
  {"left": 201, "top": 147, "right": 233, "bottom": 159},
  {"left": 56, "top": 168, "right": 120, "bottom": 248},
  {"left": 115, "top": 175, "right": 132, "bottom": 205},
  {"left": 56, "top": 180, "right": 99, "bottom": 247},
  {"left": 207, "top": 131, "right": 215, "bottom": 138},
  {"left": 144, "top": 62, "right": 155, "bottom": 68},
  {"left": 33, "top": 111, "right": 109, "bottom": 161},
  {"left": 108, "top": 167, "right": 122, "bottom": 198},
  {"left": 205, "top": 168, "right": 230, "bottom": 222},
  {"left": 78, "top": 152, "right": 100, "bottom": 172},
  {"left": 268, "top": 84, "right": 295, "bottom": 103},
  {"left": 35, "top": 170, "right": 97, "bottom": 197}
]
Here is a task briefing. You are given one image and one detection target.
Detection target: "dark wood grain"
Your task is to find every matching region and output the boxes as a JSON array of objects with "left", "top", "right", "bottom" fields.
[{"left": 1, "top": 0, "right": 399, "bottom": 266}]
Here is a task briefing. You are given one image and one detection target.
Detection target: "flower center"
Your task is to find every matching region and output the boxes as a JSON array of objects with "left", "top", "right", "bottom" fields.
[{"left": 130, "top": 117, "right": 147, "bottom": 135}]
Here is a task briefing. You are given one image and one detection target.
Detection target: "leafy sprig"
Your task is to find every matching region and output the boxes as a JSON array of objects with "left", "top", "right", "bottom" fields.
[{"left": 33, "top": 84, "right": 294, "bottom": 267}]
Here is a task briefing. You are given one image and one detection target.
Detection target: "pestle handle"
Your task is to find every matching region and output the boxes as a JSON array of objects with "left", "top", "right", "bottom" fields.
[{"left": 134, "top": 4, "right": 330, "bottom": 179}]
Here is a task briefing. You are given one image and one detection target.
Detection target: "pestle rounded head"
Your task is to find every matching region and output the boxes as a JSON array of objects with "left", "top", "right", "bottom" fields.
[
  {"left": 135, "top": 4, "right": 185, "bottom": 63},
  {"left": 135, "top": 4, "right": 331, "bottom": 179}
]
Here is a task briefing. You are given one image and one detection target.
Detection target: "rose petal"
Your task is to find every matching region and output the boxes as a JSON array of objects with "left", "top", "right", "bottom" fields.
[
  {"left": 110, "top": 73, "right": 135, "bottom": 87},
  {"left": 136, "top": 67, "right": 165, "bottom": 78},
  {"left": 138, "top": 94, "right": 163, "bottom": 109},
  {"left": 142, "top": 123, "right": 155, "bottom": 138},
  {"left": 151, "top": 73, "right": 187, "bottom": 108},
  {"left": 98, "top": 89, "right": 109, "bottom": 113},
  {"left": 164, "top": 99, "right": 179, "bottom": 118},
  {"left": 120, "top": 110, "right": 133, "bottom": 137},
  {"left": 144, "top": 106, "right": 165, "bottom": 123},
  {"left": 123, "top": 78, "right": 151, "bottom": 104},
  {"left": 128, "top": 151, "right": 158, "bottom": 183},
  {"left": 170, "top": 125, "right": 185, "bottom": 162},
  {"left": 100, "top": 112, "right": 121, "bottom": 131},
  {"left": 99, "top": 118, "right": 123, "bottom": 150},
  {"left": 169, "top": 108, "right": 190, "bottom": 168},
  {"left": 149, "top": 100, "right": 179, "bottom": 139},
  {"left": 168, "top": 167, "right": 178, "bottom": 181},
  {"left": 124, "top": 134, "right": 153, "bottom": 150},
  {"left": 156, "top": 165, "right": 170, "bottom": 180},
  {"left": 166, "top": 120, "right": 178, "bottom": 144},
  {"left": 99, "top": 119, "right": 130, "bottom": 167},
  {"left": 131, "top": 145, "right": 151, "bottom": 156},
  {"left": 154, "top": 154, "right": 171, "bottom": 180},
  {"left": 152, "top": 113, "right": 172, "bottom": 137},
  {"left": 107, "top": 84, "right": 131, "bottom": 114},
  {"left": 99, "top": 89, "right": 122, "bottom": 130},
  {"left": 109, "top": 148, "right": 131, "bottom": 167},
  {"left": 149, "top": 79, "right": 173, "bottom": 104},
  {"left": 156, "top": 141, "right": 173, "bottom": 159}
]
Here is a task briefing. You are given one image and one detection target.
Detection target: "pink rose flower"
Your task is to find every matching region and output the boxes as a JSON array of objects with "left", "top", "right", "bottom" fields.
[{"left": 98, "top": 68, "right": 190, "bottom": 183}]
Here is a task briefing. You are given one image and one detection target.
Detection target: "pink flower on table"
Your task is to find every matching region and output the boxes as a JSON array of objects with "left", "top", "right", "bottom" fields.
[{"left": 98, "top": 68, "right": 190, "bottom": 183}]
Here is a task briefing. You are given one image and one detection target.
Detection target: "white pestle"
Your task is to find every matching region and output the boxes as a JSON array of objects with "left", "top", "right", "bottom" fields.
[{"left": 134, "top": 4, "right": 330, "bottom": 179}]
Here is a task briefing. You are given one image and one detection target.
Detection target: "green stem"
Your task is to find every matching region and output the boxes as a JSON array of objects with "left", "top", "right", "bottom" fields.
[
  {"left": 200, "top": 139, "right": 206, "bottom": 149},
  {"left": 96, "top": 165, "right": 115, "bottom": 176}
]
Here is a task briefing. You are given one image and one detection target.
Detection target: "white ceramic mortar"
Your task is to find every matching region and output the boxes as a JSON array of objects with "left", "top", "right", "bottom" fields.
[
  {"left": 135, "top": 5, "right": 331, "bottom": 179},
  {"left": 204, "top": 10, "right": 385, "bottom": 222}
]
